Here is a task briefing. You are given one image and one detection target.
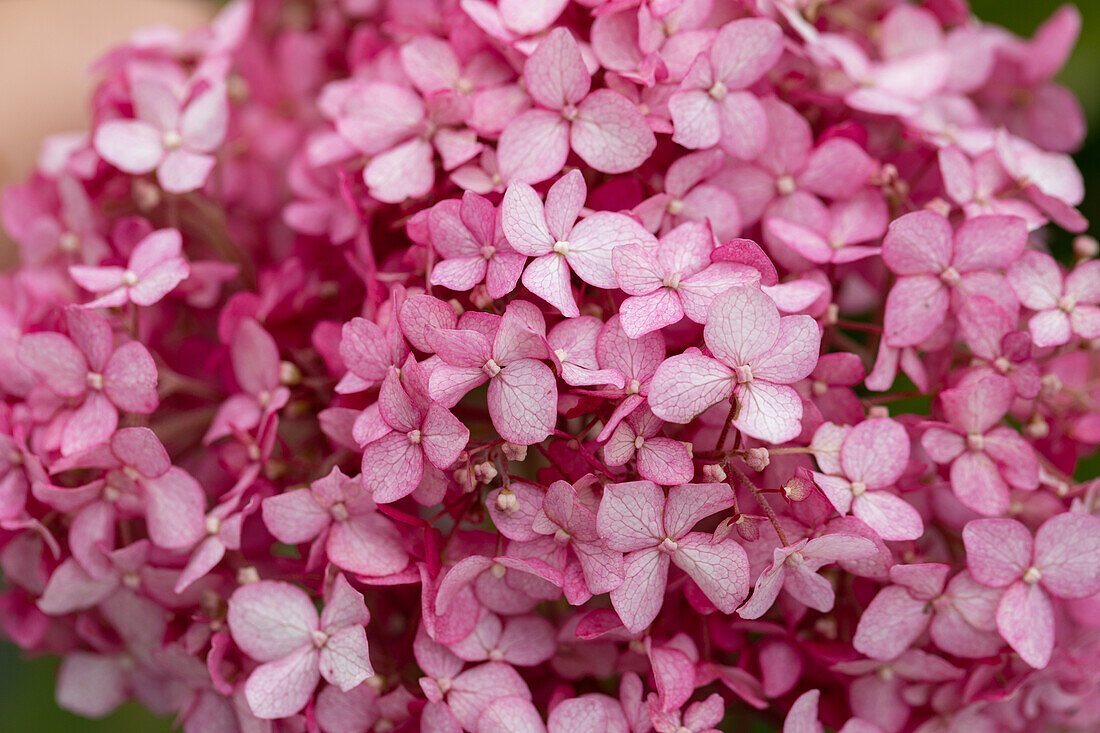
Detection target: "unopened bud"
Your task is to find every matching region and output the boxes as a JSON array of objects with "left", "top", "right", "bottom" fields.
[
  {"left": 822, "top": 303, "right": 840, "bottom": 327},
  {"left": 925, "top": 197, "right": 951, "bottom": 217},
  {"left": 1073, "top": 234, "right": 1099, "bottom": 260},
  {"left": 495, "top": 488, "right": 518, "bottom": 513},
  {"left": 279, "top": 361, "right": 301, "bottom": 386},
  {"left": 702, "top": 463, "right": 727, "bottom": 483},
  {"left": 453, "top": 467, "right": 472, "bottom": 489},
  {"left": 469, "top": 285, "right": 494, "bottom": 310},
  {"left": 743, "top": 447, "right": 770, "bottom": 472},
  {"left": 132, "top": 179, "right": 161, "bottom": 211},
  {"left": 500, "top": 442, "right": 527, "bottom": 462},
  {"left": 237, "top": 566, "right": 260, "bottom": 585},
  {"left": 1025, "top": 414, "right": 1049, "bottom": 439},
  {"left": 472, "top": 461, "right": 497, "bottom": 485},
  {"left": 783, "top": 474, "right": 815, "bottom": 501},
  {"left": 868, "top": 405, "right": 889, "bottom": 419}
]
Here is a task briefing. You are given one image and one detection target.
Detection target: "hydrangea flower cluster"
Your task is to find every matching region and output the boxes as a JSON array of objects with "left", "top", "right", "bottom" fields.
[{"left": 1, "top": 1, "right": 1099, "bottom": 731}]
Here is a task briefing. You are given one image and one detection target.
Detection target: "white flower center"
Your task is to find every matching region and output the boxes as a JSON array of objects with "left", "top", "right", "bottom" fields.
[
  {"left": 658, "top": 537, "right": 678, "bottom": 553},
  {"left": 850, "top": 481, "right": 867, "bottom": 497},
  {"left": 707, "top": 81, "right": 727, "bottom": 100},
  {"left": 482, "top": 359, "right": 502, "bottom": 377},
  {"left": 408, "top": 429, "right": 422, "bottom": 445},
  {"left": 162, "top": 130, "right": 183, "bottom": 150},
  {"left": 1058, "top": 295, "right": 1077, "bottom": 313},
  {"left": 667, "top": 198, "right": 684, "bottom": 215},
  {"left": 733, "top": 365, "right": 754, "bottom": 384},
  {"left": 776, "top": 175, "right": 797, "bottom": 196},
  {"left": 86, "top": 372, "right": 105, "bottom": 390},
  {"left": 939, "top": 266, "right": 961, "bottom": 286},
  {"left": 1023, "top": 566, "right": 1042, "bottom": 585},
  {"left": 331, "top": 502, "right": 350, "bottom": 522},
  {"left": 967, "top": 433, "right": 985, "bottom": 452},
  {"left": 553, "top": 240, "right": 570, "bottom": 255},
  {"left": 59, "top": 232, "right": 80, "bottom": 253},
  {"left": 311, "top": 629, "right": 329, "bottom": 648},
  {"left": 205, "top": 515, "right": 221, "bottom": 535},
  {"left": 122, "top": 270, "right": 139, "bottom": 287},
  {"left": 633, "top": 435, "right": 646, "bottom": 450},
  {"left": 664, "top": 272, "right": 682, "bottom": 290}
]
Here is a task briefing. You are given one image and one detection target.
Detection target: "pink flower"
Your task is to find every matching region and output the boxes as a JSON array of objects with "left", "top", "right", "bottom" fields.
[
  {"left": 714, "top": 98, "right": 876, "bottom": 229},
  {"left": 428, "top": 192, "right": 526, "bottom": 298},
  {"left": 18, "top": 308, "right": 158, "bottom": 455},
  {"left": 612, "top": 221, "right": 760, "bottom": 338},
  {"left": 205, "top": 318, "right": 290, "bottom": 444},
  {"left": 764, "top": 189, "right": 888, "bottom": 266},
  {"left": 668, "top": 18, "right": 784, "bottom": 159},
  {"left": 956, "top": 296, "right": 1041, "bottom": 399},
  {"left": 545, "top": 316, "right": 625, "bottom": 389},
  {"left": 94, "top": 78, "right": 228, "bottom": 194},
  {"left": 596, "top": 480, "right": 749, "bottom": 632},
  {"left": 921, "top": 374, "right": 1039, "bottom": 517},
  {"left": 737, "top": 534, "right": 875, "bottom": 619},
  {"left": 530, "top": 479, "right": 625, "bottom": 602},
  {"left": 69, "top": 228, "right": 190, "bottom": 309},
  {"left": 963, "top": 512, "right": 1100, "bottom": 668},
  {"left": 360, "top": 359, "right": 469, "bottom": 502},
  {"left": 650, "top": 286, "right": 821, "bottom": 444},
  {"left": 603, "top": 405, "right": 694, "bottom": 485},
  {"left": 853, "top": 564, "right": 1003, "bottom": 661},
  {"left": 227, "top": 575, "right": 373, "bottom": 719},
  {"left": 809, "top": 418, "right": 923, "bottom": 542},
  {"left": 882, "top": 212, "right": 1027, "bottom": 347},
  {"left": 497, "top": 28, "right": 656, "bottom": 184},
  {"left": 1007, "top": 250, "right": 1100, "bottom": 347},
  {"left": 501, "top": 169, "right": 656, "bottom": 316},
  {"left": 428, "top": 302, "right": 557, "bottom": 445},
  {"left": 633, "top": 149, "right": 743, "bottom": 243},
  {"left": 262, "top": 467, "right": 409, "bottom": 577}
]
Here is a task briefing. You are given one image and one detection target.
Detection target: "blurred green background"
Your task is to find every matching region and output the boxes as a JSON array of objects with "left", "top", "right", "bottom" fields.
[{"left": 0, "top": 1, "right": 1097, "bottom": 731}]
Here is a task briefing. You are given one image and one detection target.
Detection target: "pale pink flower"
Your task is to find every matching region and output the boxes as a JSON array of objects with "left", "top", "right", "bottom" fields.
[
  {"left": 227, "top": 575, "right": 373, "bottom": 719},
  {"left": 545, "top": 316, "right": 625, "bottom": 388},
  {"left": 596, "top": 480, "right": 748, "bottom": 632},
  {"left": 668, "top": 18, "right": 784, "bottom": 159},
  {"left": 262, "top": 467, "right": 409, "bottom": 577},
  {"left": 853, "top": 564, "right": 1003, "bottom": 661},
  {"left": 810, "top": 418, "right": 923, "bottom": 542},
  {"left": 633, "top": 149, "right": 743, "bottom": 243},
  {"left": 501, "top": 170, "right": 656, "bottom": 316},
  {"left": 496, "top": 28, "right": 656, "bottom": 184},
  {"left": 1007, "top": 250, "right": 1100, "bottom": 347},
  {"left": 882, "top": 212, "right": 1026, "bottom": 347},
  {"left": 956, "top": 296, "right": 1041, "bottom": 399},
  {"left": 428, "top": 191, "right": 526, "bottom": 298},
  {"left": 782, "top": 689, "right": 884, "bottom": 733},
  {"left": 764, "top": 189, "right": 888, "bottom": 266},
  {"left": 18, "top": 308, "right": 158, "bottom": 456},
  {"left": 359, "top": 360, "right": 469, "bottom": 502},
  {"left": 94, "top": 79, "right": 228, "bottom": 194},
  {"left": 205, "top": 318, "right": 290, "bottom": 444},
  {"left": 738, "top": 534, "right": 875, "bottom": 619},
  {"left": 964, "top": 512, "right": 1100, "bottom": 668},
  {"left": 650, "top": 286, "right": 821, "bottom": 444},
  {"left": 921, "top": 374, "right": 1039, "bottom": 517},
  {"left": 69, "top": 228, "right": 189, "bottom": 308},
  {"left": 428, "top": 302, "right": 557, "bottom": 445},
  {"left": 602, "top": 405, "right": 693, "bottom": 485},
  {"left": 446, "top": 610, "right": 556, "bottom": 667},
  {"left": 335, "top": 313, "right": 409, "bottom": 395},
  {"left": 592, "top": 315, "right": 667, "bottom": 441},
  {"left": 612, "top": 221, "right": 760, "bottom": 338}
]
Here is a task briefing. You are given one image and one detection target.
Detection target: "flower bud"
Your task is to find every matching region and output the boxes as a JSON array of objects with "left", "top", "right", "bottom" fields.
[
  {"left": 472, "top": 461, "right": 497, "bottom": 485},
  {"left": 1073, "top": 234, "right": 1099, "bottom": 260},
  {"left": 743, "top": 447, "right": 770, "bottom": 472},
  {"left": 501, "top": 442, "right": 527, "bottom": 462},
  {"left": 783, "top": 474, "right": 815, "bottom": 501},
  {"left": 702, "top": 463, "right": 727, "bottom": 483}
]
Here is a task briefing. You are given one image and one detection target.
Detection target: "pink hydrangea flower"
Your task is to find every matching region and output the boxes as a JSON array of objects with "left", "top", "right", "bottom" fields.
[
  {"left": 69, "top": 228, "right": 190, "bottom": 309},
  {"left": 612, "top": 221, "right": 760, "bottom": 338},
  {"left": 18, "top": 308, "right": 158, "bottom": 455},
  {"left": 428, "top": 191, "right": 526, "bottom": 298},
  {"left": 94, "top": 78, "right": 228, "bottom": 194},
  {"left": 262, "top": 467, "right": 409, "bottom": 577},
  {"left": 882, "top": 212, "right": 1027, "bottom": 347},
  {"left": 921, "top": 374, "right": 1039, "bottom": 517},
  {"left": 809, "top": 417, "right": 924, "bottom": 542},
  {"left": 596, "top": 480, "right": 749, "bottom": 632},
  {"left": 650, "top": 286, "right": 821, "bottom": 443},
  {"left": 668, "top": 18, "right": 784, "bottom": 159},
  {"left": 501, "top": 169, "right": 656, "bottom": 316},
  {"left": 227, "top": 575, "right": 373, "bottom": 719},
  {"left": 963, "top": 513, "right": 1100, "bottom": 668},
  {"left": 497, "top": 28, "right": 656, "bottom": 184},
  {"left": 1007, "top": 250, "right": 1100, "bottom": 347}
]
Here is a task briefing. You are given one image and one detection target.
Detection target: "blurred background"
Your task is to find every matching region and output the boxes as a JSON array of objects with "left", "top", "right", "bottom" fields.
[{"left": 0, "top": 0, "right": 1096, "bottom": 730}]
